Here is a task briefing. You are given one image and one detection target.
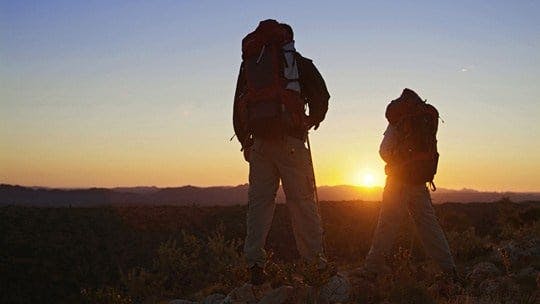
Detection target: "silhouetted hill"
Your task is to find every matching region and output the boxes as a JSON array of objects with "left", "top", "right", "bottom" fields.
[
  {"left": 1, "top": 184, "right": 539, "bottom": 206},
  {"left": 111, "top": 186, "right": 160, "bottom": 194},
  {"left": 151, "top": 185, "right": 248, "bottom": 205},
  {"left": 0, "top": 184, "right": 141, "bottom": 206}
]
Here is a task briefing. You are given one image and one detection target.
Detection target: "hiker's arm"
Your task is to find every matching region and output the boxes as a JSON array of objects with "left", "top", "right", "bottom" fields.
[
  {"left": 299, "top": 57, "right": 329, "bottom": 128},
  {"left": 379, "top": 124, "right": 397, "bottom": 163},
  {"left": 233, "top": 63, "right": 249, "bottom": 147}
]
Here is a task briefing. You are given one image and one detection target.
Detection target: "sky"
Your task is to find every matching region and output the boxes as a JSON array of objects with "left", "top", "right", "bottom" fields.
[{"left": 1, "top": 1, "right": 539, "bottom": 191}]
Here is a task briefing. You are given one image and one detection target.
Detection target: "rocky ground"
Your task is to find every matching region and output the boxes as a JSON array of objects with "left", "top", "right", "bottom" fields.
[
  {"left": 2, "top": 201, "right": 538, "bottom": 303},
  {"left": 169, "top": 236, "right": 539, "bottom": 304}
]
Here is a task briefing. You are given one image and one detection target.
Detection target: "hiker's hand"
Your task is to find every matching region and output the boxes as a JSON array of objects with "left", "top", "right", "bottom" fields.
[
  {"left": 241, "top": 137, "right": 253, "bottom": 162},
  {"left": 243, "top": 148, "right": 250, "bottom": 162},
  {"left": 305, "top": 116, "right": 320, "bottom": 131}
]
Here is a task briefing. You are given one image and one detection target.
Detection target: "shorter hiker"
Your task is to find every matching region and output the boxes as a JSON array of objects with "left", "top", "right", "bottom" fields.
[
  {"left": 232, "top": 20, "right": 330, "bottom": 285},
  {"left": 354, "top": 88, "right": 457, "bottom": 279}
]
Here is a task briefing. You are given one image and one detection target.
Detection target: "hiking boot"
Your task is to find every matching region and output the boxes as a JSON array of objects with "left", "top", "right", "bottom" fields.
[
  {"left": 249, "top": 265, "right": 266, "bottom": 286},
  {"left": 315, "top": 263, "right": 338, "bottom": 286}
]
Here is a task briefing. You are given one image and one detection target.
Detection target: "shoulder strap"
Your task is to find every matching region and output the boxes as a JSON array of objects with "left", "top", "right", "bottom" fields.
[{"left": 295, "top": 54, "right": 329, "bottom": 123}]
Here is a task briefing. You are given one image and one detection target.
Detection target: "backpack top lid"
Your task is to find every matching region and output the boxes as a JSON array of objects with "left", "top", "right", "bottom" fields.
[
  {"left": 386, "top": 88, "right": 437, "bottom": 124},
  {"left": 242, "top": 19, "right": 293, "bottom": 59},
  {"left": 400, "top": 88, "right": 422, "bottom": 104}
]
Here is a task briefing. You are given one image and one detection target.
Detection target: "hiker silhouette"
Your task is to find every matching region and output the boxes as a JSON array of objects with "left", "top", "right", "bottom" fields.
[
  {"left": 232, "top": 19, "right": 330, "bottom": 285},
  {"left": 353, "top": 88, "right": 458, "bottom": 282}
]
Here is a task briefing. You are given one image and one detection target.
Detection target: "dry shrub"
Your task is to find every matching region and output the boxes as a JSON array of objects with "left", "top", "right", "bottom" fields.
[
  {"left": 116, "top": 228, "right": 244, "bottom": 303},
  {"left": 447, "top": 227, "right": 491, "bottom": 262}
]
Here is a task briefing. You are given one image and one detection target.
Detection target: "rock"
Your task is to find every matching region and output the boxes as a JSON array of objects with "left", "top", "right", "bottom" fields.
[
  {"left": 221, "top": 277, "right": 351, "bottom": 304},
  {"left": 252, "top": 284, "right": 273, "bottom": 300},
  {"left": 497, "top": 238, "right": 540, "bottom": 270},
  {"left": 467, "top": 262, "right": 501, "bottom": 285},
  {"left": 202, "top": 293, "right": 226, "bottom": 304},
  {"left": 319, "top": 273, "right": 350, "bottom": 303},
  {"left": 287, "top": 283, "right": 312, "bottom": 304},
  {"left": 223, "top": 283, "right": 258, "bottom": 304},
  {"left": 257, "top": 286, "right": 294, "bottom": 304},
  {"left": 477, "top": 277, "right": 520, "bottom": 299}
]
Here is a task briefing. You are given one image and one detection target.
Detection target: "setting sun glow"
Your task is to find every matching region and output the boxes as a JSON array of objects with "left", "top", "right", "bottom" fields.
[
  {"left": 362, "top": 174, "right": 375, "bottom": 187},
  {"left": 355, "top": 169, "right": 381, "bottom": 188}
]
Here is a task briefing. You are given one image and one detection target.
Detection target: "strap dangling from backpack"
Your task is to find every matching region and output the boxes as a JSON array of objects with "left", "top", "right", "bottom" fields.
[{"left": 256, "top": 44, "right": 266, "bottom": 64}]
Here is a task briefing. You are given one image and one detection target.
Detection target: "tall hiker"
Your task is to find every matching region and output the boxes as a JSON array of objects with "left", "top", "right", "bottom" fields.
[
  {"left": 355, "top": 88, "right": 457, "bottom": 278},
  {"left": 233, "top": 20, "right": 330, "bottom": 285}
]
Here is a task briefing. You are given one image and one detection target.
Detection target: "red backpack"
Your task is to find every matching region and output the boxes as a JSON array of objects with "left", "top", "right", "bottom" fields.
[
  {"left": 236, "top": 20, "right": 305, "bottom": 139},
  {"left": 385, "top": 88, "right": 440, "bottom": 190}
]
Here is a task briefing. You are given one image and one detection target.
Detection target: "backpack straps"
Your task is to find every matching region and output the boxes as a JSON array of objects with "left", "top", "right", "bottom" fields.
[{"left": 296, "top": 53, "right": 329, "bottom": 125}]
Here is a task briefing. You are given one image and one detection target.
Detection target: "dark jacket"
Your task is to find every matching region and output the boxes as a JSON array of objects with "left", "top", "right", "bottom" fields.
[{"left": 233, "top": 53, "right": 330, "bottom": 147}]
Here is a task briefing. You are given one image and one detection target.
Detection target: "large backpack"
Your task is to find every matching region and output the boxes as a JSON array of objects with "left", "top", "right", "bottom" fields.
[
  {"left": 237, "top": 20, "right": 306, "bottom": 140},
  {"left": 385, "top": 88, "right": 440, "bottom": 189}
]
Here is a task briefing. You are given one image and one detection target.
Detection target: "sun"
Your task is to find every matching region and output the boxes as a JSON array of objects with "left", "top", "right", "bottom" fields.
[
  {"left": 354, "top": 170, "right": 379, "bottom": 187},
  {"left": 362, "top": 173, "right": 376, "bottom": 187}
]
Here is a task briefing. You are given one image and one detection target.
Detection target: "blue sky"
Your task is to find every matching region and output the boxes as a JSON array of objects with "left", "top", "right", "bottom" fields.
[{"left": 1, "top": 1, "right": 540, "bottom": 190}]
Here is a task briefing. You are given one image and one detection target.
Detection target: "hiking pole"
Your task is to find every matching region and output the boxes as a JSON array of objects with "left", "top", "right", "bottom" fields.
[
  {"left": 306, "top": 133, "right": 320, "bottom": 209},
  {"left": 306, "top": 132, "right": 328, "bottom": 262}
]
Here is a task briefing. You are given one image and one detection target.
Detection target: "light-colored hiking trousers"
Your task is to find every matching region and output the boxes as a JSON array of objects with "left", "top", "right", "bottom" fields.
[
  {"left": 364, "top": 177, "right": 455, "bottom": 273},
  {"left": 244, "top": 136, "right": 326, "bottom": 268}
]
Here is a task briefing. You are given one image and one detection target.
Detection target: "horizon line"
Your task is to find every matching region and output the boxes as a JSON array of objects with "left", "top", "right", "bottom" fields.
[{"left": 2, "top": 183, "right": 540, "bottom": 193}]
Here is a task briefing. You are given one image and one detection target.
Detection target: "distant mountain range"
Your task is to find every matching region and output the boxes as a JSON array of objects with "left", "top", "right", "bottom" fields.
[{"left": 1, "top": 184, "right": 539, "bottom": 207}]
